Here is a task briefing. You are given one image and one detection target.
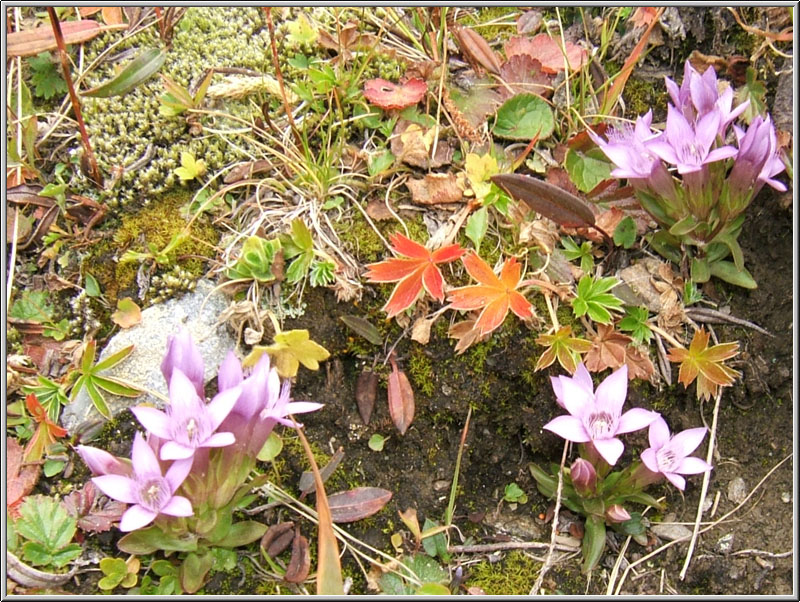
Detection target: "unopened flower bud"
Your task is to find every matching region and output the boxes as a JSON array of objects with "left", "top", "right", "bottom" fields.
[
  {"left": 571, "top": 458, "right": 597, "bottom": 496},
  {"left": 605, "top": 504, "right": 631, "bottom": 523}
]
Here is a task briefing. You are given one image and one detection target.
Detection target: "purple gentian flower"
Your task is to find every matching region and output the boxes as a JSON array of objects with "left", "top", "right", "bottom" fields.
[
  {"left": 161, "top": 329, "right": 205, "bottom": 398},
  {"left": 646, "top": 105, "right": 738, "bottom": 174},
  {"left": 543, "top": 365, "right": 660, "bottom": 466},
  {"left": 640, "top": 417, "right": 712, "bottom": 491},
  {"left": 551, "top": 362, "right": 594, "bottom": 409},
  {"left": 589, "top": 110, "right": 661, "bottom": 179},
  {"left": 91, "top": 432, "right": 193, "bottom": 531},
  {"left": 665, "top": 61, "right": 694, "bottom": 118},
  {"left": 219, "top": 353, "right": 324, "bottom": 456},
  {"left": 131, "top": 368, "right": 240, "bottom": 461},
  {"left": 570, "top": 457, "right": 597, "bottom": 496}
]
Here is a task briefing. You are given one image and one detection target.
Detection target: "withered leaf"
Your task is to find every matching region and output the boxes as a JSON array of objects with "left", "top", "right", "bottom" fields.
[
  {"left": 284, "top": 527, "right": 311, "bottom": 584},
  {"left": 7, "top": 438, "right": 40, "bottom": 519},
  {"left": 625, "top": 345, "right": 656, "bottom": 382},
  {"left": 451, "top": 25, "right": 502, "bottom": 75},
  {"left": 583, "top": 324, "right": 630, "bottom": 372},
  {"left": 516, "top": 10, "right": 543, "bottom": 34},
  {"left": 355, "top": 370, "right": 378, "bottom": 425},
  {"left": 261, "top": 521, "right": 295, "bottom": 558},
  {"left": 7, "top": 20, "right": 117, "bottom": 58},
  {"left": 63, "top": 481, "right": 126, "bottom": 533},
  {"left": 498, "top": 54, "right": 552, "bottom": 101},
  {"left": 448, "top": 318, "right": 489, "bottom": 354},
  {"left": 223, "top": 159, "right": 274, "bottom": 184},
  {"left": 410, "top": 316, "right": 435, "bottom": 345},
  {"left": 366, "top": 198, "right": 394, "bottom": 221},
  {"left": 390, "top": 120, "right": 453, "bottom": 169},
  {"left": 406, "top": 173, "right": 465, "bottom": 205},
  {"left": 388, "top": 356, "right": 414, "bottom": 435},
  {"left": 491, "top": 173, "right": 595, "bottom": 229},
  {"left": 327, "top": 487, "right": 393, "bottom": 523},
  {"left": 340, "top": 315, "right": 382, "bottom": 345},
  {"left": 504, "top": 34, "right": 587, "bottom": 74},
  {"left": 299, "top": 447, "right": 345, "bottom": 496}
]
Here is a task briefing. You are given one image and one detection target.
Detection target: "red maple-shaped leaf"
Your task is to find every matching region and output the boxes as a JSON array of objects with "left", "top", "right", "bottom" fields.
[
  {"left": 365, "top": 233, "right": 464, "bottom": 318},
  {"left": 447, "top": 253, "right": 534, "bottom": 336},
  {"left": 363, "top": 78, "right": 427, "bottom": 110},
  {"left": 504, "top": 34, "right": 587, "bottom": 74}
]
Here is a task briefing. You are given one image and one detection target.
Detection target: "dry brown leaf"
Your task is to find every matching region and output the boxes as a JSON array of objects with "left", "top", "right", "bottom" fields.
[
  {"left": 387, "top": 355, "right": 414, "bottom": 435},
  {"left": 284, "top": 527, "right": 311, "bottom": 584},
  {"left": 410, "top": 316, "right": 435, "bottom": 345},
  {"left": 584, "top": 324, "right": 631, "bottom": 372},
  {"left": 365, "top": 198, "right": 394, "bottom": 221},
  {"left": 7, "top": 20, "right": 124, "bottom": 58},
  {"left": 101, "top": 7, "right": 124, "bottom": 25},
  {"left": 517, "top": 10, "right": 543, "bottom": 34},
  {"left": 504, "top": 34, "right": 587, "bottom": 74},
  {"left": 498, "top": 54, "right": 552, "bottom": 101},
  {"left": 448, "top": 318, "right": 490, "bottom": 354},
  {"left": 518, "top": 217, "right": 560, "bottom": 253},
  {"left": 625, "top": 345, "right": 656, "bottom": 382},
  {"left": 355, "top": 370, "right": 378, "bottom": 425},
  {"left": 390, "top": 120, "right": 453, "bottom": 169},
  {"left": 7, "top": 438, "right": 41, "bottom": 519},
  {"left": 406, "top": 173, "right": 465, "bottom": 205},
  {"left": 111, "top": 298, "right": 142, "bottom": 329},
  {"left": 451, "top": 25, "right": 502, "bottom": 75}
]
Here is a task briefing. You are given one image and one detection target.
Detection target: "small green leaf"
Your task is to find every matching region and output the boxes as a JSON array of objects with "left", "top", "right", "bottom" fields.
[
  {"left": 257, "top": 432, "right": 283, "bottom": 462},
  {"left": 86, "top": 379, "right": 112, "bottom": 419},
  {"left": 581, "top": 515, "right": 606, "bottom": 574},
  {"left": 84, "top": 273, "right": 102, "bottom": 297},
  {"left": 493, "top": 93, "right": 554, "bottom": 140},
  {"left": 690, "top": 256, "right": 711, "bottom": 283},
  {"left": 83, "top": 48, "right": 166, "bottom": 98},
  {"left": 368, "top": 150, "right": 395, "bottom": 177},
  {"left": 174, "top": 151, "right": 206, "bottom": 181},
  {"left": 709, "top": 260, "right": 757, "bottom": 289},
  {"left": 617, "top": 306, "right": 652, "bottom": 344},
  {"left": 340, "top": 315, "right": 383, "bottom": 345},
  {"left": 93, "top": 344, "right": 135, "bottom": 371},
  {"left": 10, "top": 290, "right": 53, "bottom": 323},
  {"left": 43, "top": 459, "right": 65, "bottom": 477},
  {"left": 465, "top": 206, "right": 488, "bottom": 252},
  {"left": 368, "top": 433, "right": 386, "bottom": 451},
  {"left": 416, "top": 583, "right": 450, "bottom": 595},
  {"left": 613, "top": 216, "right": 636, "bottom": 249},
  {"left": 565, "top": 147, "right": 612, "bottom": 193}
]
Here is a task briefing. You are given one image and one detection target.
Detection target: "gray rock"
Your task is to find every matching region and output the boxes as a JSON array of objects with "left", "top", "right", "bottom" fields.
[
  {"left": 727, "top": 477, "right": 748, "bottom": 505},
  {"left": 61, "top": 279, "right": 236, "bottom": 438}
]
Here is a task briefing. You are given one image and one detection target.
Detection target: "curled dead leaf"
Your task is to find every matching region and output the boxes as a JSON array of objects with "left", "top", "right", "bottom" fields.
[
  {"left": 451, "top": 25, "right": 502, "bottom": 75},
  {"left": 327, "top": 487, "right": 393, "bottom": 523},
  {"left": 387, "top": 356, "right": 414, "bottom": 435},
  {"left": 410, "top": 316, "right": 435, "bottom": 345},
  {"left": 284, "top": 526, "right": 311, "bottom": 584},
  {"left": 355, "top": 370, "right": 378, "bottom": 425},
  {"left": 406, "top": 173, "right": 465, "bottom": 205}
]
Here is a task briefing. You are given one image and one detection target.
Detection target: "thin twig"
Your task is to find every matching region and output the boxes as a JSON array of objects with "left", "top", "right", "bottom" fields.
[
  {"left": 449, "top": 540, "right": 578, "bottom": 554},
  {"left": 685, "top": 307, "right": 773, "bottom": 338},
  {"left": 47, "top": 7, "right": 103, "bottom": 186},
  {"left": 263, "top": 7, "right": 302, "bottom": 148},
  {"left": 679, "top": 386, "right": 722, "bottom": 580},
  {"left": 530, "top": 440, "right": 569, "bottom": 595}
]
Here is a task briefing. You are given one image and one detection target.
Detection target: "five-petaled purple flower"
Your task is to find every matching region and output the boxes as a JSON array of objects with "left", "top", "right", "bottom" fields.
[
  {"left": 543, "top": 364, "right": 660, "bottom": 466},
  {"left": 646, "top": 105, "right": 738, "bottom": 174},
  {"left": 589, "top": 110, "right": 662, "bottom": 180},
  {"left": 551, "top": 362, "right": 594, "bottom": 409},
  {"left": 640, "top": 416, "right": 712, "bottom": 491},
  {"left": 90, "top": 432, "right": 193, "bottom": 531},
  {"left": 131, "top": 368, "right": 240, "bottom": 461}
]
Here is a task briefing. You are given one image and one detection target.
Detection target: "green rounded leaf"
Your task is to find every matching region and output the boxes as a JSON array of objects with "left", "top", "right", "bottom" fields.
[{"left": 493, "top": 93, "right": 554, "bottom": 140}]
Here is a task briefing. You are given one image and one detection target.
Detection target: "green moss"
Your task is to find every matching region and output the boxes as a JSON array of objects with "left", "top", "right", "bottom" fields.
[
  {"left": 459, "top": 7, "right": 522, "bottom": 43},
  {"left": 622, "top": 78, "right": 667, "bottom": 118},
  {"left": 465, "top": 550, "right": 541, "bottom": 595},
  {"left": 408, "top": 348, "right": 435, "bottom": 396}
]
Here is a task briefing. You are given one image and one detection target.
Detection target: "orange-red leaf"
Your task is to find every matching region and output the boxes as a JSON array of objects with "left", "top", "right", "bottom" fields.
[
  {"left": 666, "top": 329, "right": 741, "bottom": 401},
  {"left": 365, "top": 233, "right": 464, "bottom": 317},
  {"left": 364, "top": 78, "right": 427, "bottom": 110},
  {"left": 504, "top": 33, "right": 586, "bottom": 74},
  {"left": 448, "top": 254, "right": 533, "bottom": 336},
  {"left": 7, "top": 20, "right": 123, "bottom": 58}
]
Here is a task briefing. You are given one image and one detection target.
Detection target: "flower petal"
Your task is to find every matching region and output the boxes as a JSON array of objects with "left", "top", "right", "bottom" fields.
[
  {"left": 594, "top": 365, "right": 628, "bottom": 415},
  {"left": 92, "top": 474, "right": 138, "bottom": 504},
  {"left": 169, "top": 368, "right": 203, "bottom": 415},
  {"left": 130, "top": 406, "right": 172, "bottom": 440},
  {"left": 161, "top": 329, "right": 204, "bottom": 397},
  {"left": 285, "top": 401, "right": 324, "bottom": 414},
  {"left": 160, "top": 441, "right": 195, "bottom": 461},
  {"left": 670, "top": 426, "right": 708, "bottom": 457},
  {"left": 543, "top": 415, "right": 591, "bottom": 443},
  {"left": 203, "top": 432, "right": 236, "bottom": 448},
  {"left": 164, "top": 457, "right": 194, "bottom": 493},
  {"left": 675, "top": 456, "right": 712, "bottom": 475},
  {"left": 550, "top": 376, "right": 565, "bottom": 408},
  {"left": 160, "top": 495, "right": 194, "bottom": 517},
  {"left": 206, "top": 386, "right": 240, "bottom": 431},
  {"left": 76, "top": 445, "right": 130, "bottom": 476},
  {"left": 559, "top": 377, "right": 593, "bottom": 418},
  {"left": 573, "top": 363, "right": 594, "bottom": 393},
  {"left": 617, "top": 408, "right": 659, "bottom": 435},
  {"left": 640, "top": 448, "right": 659, "bottom": 473},
  {"left": 647, "top": 416, "right": 671, "bottom": 450},
  {"left": 119, "top": 505, "right": 157, "bottom": 531},
  {"left": 592, "top": 437, "right": 624, "bottom": 466},
  {"left": 131, "top": 431, "right": 161, "bottom": 476},
  {"left": 664, "top": 472, "right": 686, "bottom": 491},
  {"left": 217, "top": 351, "right": 243, "bottom": 391}
]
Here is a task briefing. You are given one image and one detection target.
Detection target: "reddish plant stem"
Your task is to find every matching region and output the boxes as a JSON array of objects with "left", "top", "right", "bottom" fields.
[
  {"left": 47, "top": 7, "right": 103, "bottom": 187},
  {"left": 263, "top": 7, "right": 302, "bottom": 148}
]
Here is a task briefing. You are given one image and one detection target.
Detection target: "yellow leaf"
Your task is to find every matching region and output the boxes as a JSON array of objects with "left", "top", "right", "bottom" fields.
[
  {"left": 464, "top": 152, "right": 499, "bottom": 202},
  {"left": 111, "top": 297, "right": 142, "bottom": 329},
  {"left": 243, "top": 329, "right": 329, "bottom": 378},
  {"left": 174, "top": 151, "right": 206, "bottom": 181},
  {"left": 286, "top": 13, "right": 318, "bottom": 47}
]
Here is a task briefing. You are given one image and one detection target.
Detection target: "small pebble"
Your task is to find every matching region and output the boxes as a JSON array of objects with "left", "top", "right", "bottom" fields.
[
  {"left": 651, "top": 523, "right": 692, "bottom": 541},
  {"left": 781, "top": 491, "right": 791, "bottom": 503},
  {"left": 716, "top": 532, "right": 734, "bottom": 554},
  {"left": 727, "top": 477, "right": 747, "bottom": 505}
]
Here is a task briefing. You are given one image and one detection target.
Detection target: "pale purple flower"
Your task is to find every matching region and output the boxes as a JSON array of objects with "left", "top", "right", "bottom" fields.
[
  {"left": 667, "top": 60, "right": 748, "bottom": 132},
  {"left": 91, "top": 432, "right": 193, "bottom": 531},
  {"left": 640, "top": 417, "right": 712, "bottom": 491},
  {"left": 646, "top": 105, "right": 738, "bottom": 174},
  {"left": 551, "top": 362, "right": 593, "bottom": 409},
  {"left": 76, "top": 445, "right": 132, "bottom": 477},
  {"left": 131, "top": 368, "right": 240, "bottom": 461},
  {"left": 543, "top": 365, "right": 660, "bottom": 466},
  {"left": 733, "top": 116, "right": 787, "bottom": 193},
  {"left": 219, "top": 353, "right": 324, "bottom": 456},
  {"left": 665, "top": 61, "right": 694, "bottom": 118},
  {"left": 161, "top": 329, "right": 205, "bottom": 398},
  {"left": 589, "top": 110, "right": 661, "bottom": 179}
]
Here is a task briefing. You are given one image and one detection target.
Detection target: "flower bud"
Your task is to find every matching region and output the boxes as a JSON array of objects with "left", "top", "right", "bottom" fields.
[
  {"left": 605, "top": 504, "right": 631, "bottom": 523},
  {"left": 160, "top": 328, "right": 205, "bottom": 398},
  {"left": 570, "top": 458, "right": 597, "bottom": 496}
]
